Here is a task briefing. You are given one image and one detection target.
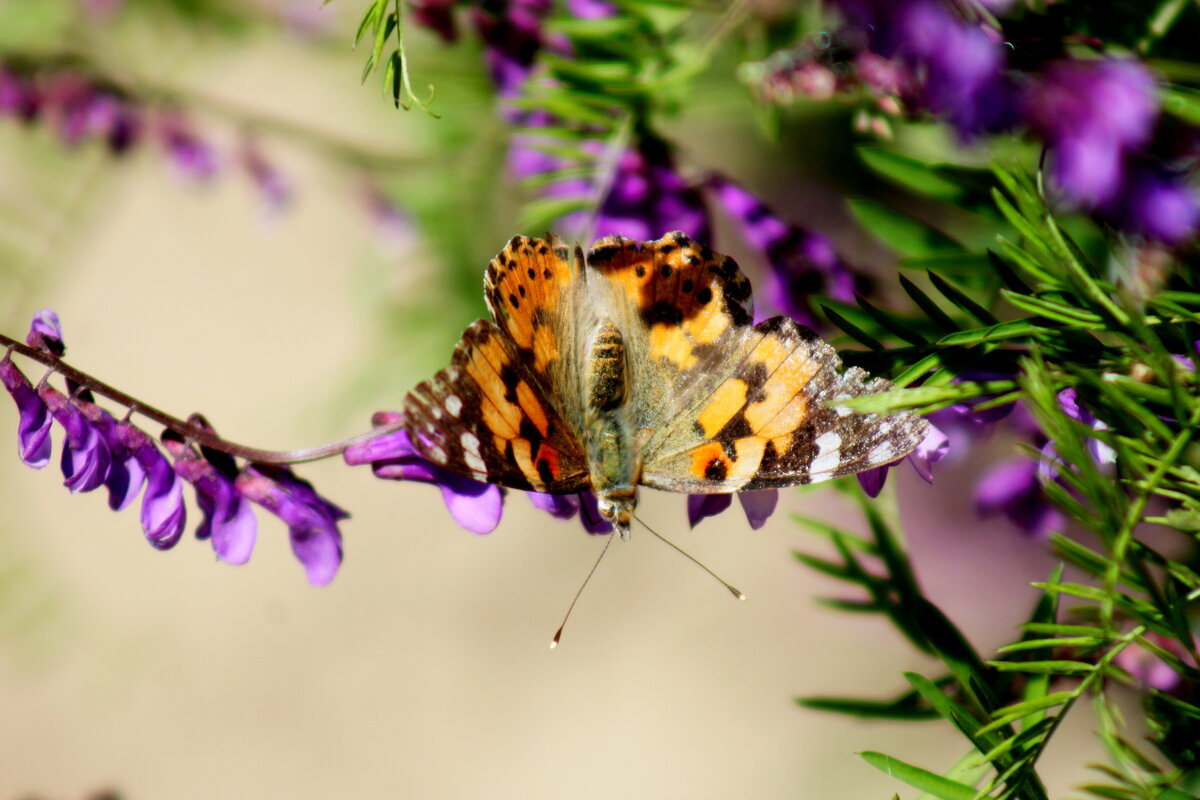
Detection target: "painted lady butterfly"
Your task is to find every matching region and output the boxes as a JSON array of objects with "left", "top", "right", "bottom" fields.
[{"left": 402, "top": 231, "right": 928, "bottom": 538}]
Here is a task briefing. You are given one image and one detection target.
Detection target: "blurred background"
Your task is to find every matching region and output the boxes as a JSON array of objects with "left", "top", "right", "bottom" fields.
[{"left": 0, "top": 1, "right": 1101, "bottom": 797}]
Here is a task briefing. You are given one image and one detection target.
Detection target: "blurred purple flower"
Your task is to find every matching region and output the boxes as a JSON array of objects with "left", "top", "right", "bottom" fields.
[
  {"left": 1111, "top": 168, "right": 1200, "bottom": 245},
  {"left": 82, "top": 0, "right": 124, "bottom": 20},
  {"left": 411, "top": 0, "right": 460, "bottom": 43},
  {"left": 237, "top": 463, "right": 347, "bottom": 586},
  {"left": 469, "top": 0, "right": 554, "bottom": 96},
  {"left": 975, "top": 457, "right": 1063, "bottom": 538},
  {"left": 0, "top": 67, "right": 42, "bottom": 122},
  {"left": 688, "top": 490, "right": 780, "bottom": 530},
  {"left": 1114, "top": 632, "right": 1193, "bottom": 694},
  {"left": 529, "top": 490, "right": 611, "bottom": 534},
  {"left": 1027, "top": 59, "right": 1159, "bottom": 208},
  {"left": 0, "top": 353, "right": 53, "bottom": 468},
  {"left": 708, "top": 173, "right": 860, "bottom": 328},
  {"left": 118, "top": 422, "right": 187, "bottom": 549},
  {"left": 592, "top": 137, "right": 711, "bottom": 243},
  {"left": 568, "top": 0, "right": 617, "bottom": 19},
  {"left": 240, "top": 137, "right": 292, "bottom": 216},
  {"left": 345, "top": 411, "right": 505, "bottom": 535},
  {"left": 84, "top": 93, "right": 142, "bottom": 154},
  {"left": 857, "top": 421, "right": 948, "bottom": 498},
  {"left": 158, "top": 113, "right": 218, "bottom": 181}
]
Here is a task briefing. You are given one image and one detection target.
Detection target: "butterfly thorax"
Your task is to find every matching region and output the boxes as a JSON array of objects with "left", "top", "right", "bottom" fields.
[{"left": 584, "top": 320, "right": 639, "bottom": 540}]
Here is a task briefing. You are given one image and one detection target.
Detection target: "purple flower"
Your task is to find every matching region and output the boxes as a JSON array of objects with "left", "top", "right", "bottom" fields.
[
  {"left": 1028, "top": 59, "right": 1159, "bottom": 207},
  {"left": 345, "top": 412, "right": 505, "bottom": 535},
  {"left": 975, "top": 457, "right": 1063, "bottom": 538},
  {"left": 708, "top": 173, "right": 860, "bottom": 328},
  {"left": 26, "top": 309, "right": 64, "bottom": 356},
  {"left": 687, "top": 490, "right": 780, "bottom": 530},
  {"left": 1111, "top": 168, "right": 1200, "bottom": 245},
  {"left": 118, "top": 422, "right": 186, "bottom": 549},
  {"left": 528, "top": 490, "right": 612, "bottom": 534},
  {"left": 240, "top": 137, "right": 292, "bottom": 216},
  {"left": 236, "top": 464, "right": 347, "bottom": 586},
  {"left": 0, "top": 68, "right": 42, "bottom": 122},
  {"left": 857, "top": 421, "right": 948, "bottom": 497},
  {"left": 568, "top": 0, "right": 617, "bottom": 19},
  {"left": 411, "top": 0, "right": 460, "bottom": 43},
  {"left": 162, "top": 426, "right": 258, "bottom": 565},
  {"left": 85, "top": 93, "right": 141, "bottom": 154},
  {"left": 37, "top": 385, "right": 112, "bottom": 494},
  {"left": 469, "top": 0, "right": 553, "bottom": 96},
  {"left": 158, "top": 113, "right": 218, "bottom": 181},
  {"left": 73, "top": 397, "right": 145, "bottom": 511},
  {"left": 1114, "top": 632, "right": 1192, "bottom": 694},
  {"left": 0, "top": 353, "right": 53, "bottom": 468},
  {"left": 595, "top": 139, "right": 711, "bottom": 243}
]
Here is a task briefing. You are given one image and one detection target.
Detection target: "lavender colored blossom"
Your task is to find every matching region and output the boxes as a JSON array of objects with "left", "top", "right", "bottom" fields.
[
  {"left": 37, "top": 385, "right": 112, "bottom": 494},
  {"left": 158, "top": 113, "right": 218, "bottom": 181},
  {"left": 1113, "top": 168, "right": 1200, "bottom": 245},
  {"left": 411, "top": 0, "right": 459, "bottom": 43},
  {"left": 568, "top": 0, "right": 617, "bottom": 19},
  {"left": 975, "top": 457, "right": 1063, "bottom": 538},
  {"left": 163, "top": 425, "right": 258, "bottom": 565},
  {"left": 857, "top": 421, "right": 948, "bottom": 498},
  {"left": 1027, "top": 59, "right": 1159, "bottom": 208},
  {"left": 27, "top": 309, "right": 64, "bottom": 355},
  {"left": 0, "top": 68, "right": 41, "bottom": 122},
  {"left": 118, "top": 423, "right": 187, "bottom": 549},
  {"left": 344, "top": 412, "right": 505, "bottom": 535},
  {"left": 687, "top": 491, "right": 780, "bottom": 530},
  {"left": 0, "top": 354, "right": 53, "bottom": 468},
  {"left": 73, "top": 397, "right": 145, "bottom": 511},
  {"left": 240, "top": 138, "right": 292, "bottom": 215},
  {"left": 708, "top": 173, "right": 859, "bottom": 328},
  {"left": 469, "top": 0, "right": 554, "bottom": 96},
  {"left": 591, "top": 138, "right": 711, "bottom": 243},
  {"left": 236, "top": 464, "right": 348, "bottom": 586},
  {"left": 528, "top": 491, "right": 611, "bottom": 534}
]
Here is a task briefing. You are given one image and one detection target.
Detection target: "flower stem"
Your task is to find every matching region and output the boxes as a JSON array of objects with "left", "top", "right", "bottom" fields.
[{"left": 0, "top": 332, "right": 402, "bottom": 464}]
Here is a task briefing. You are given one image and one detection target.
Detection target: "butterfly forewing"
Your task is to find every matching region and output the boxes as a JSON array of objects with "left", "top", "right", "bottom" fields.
[{"left": 402, "top": 319, "right": 590, "bottom": 493}]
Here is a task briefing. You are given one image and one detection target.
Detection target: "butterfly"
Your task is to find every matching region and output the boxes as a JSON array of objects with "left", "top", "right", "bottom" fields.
[{"left": 402, "top": 231, "right": 928, "bottom": 538}]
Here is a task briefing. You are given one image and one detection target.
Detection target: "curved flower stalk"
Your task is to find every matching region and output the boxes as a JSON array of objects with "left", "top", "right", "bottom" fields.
[{"left": 1, "top": 311, "right": 354, "bottom": 585}]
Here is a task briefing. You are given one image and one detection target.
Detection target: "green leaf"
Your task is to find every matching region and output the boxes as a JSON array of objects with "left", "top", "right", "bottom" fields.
[
  {"left": 857, "top": 147, "right": 969, "bottom": 203},
  {"left": 797, "top": 692, "right": 939, "bottom": 720},
  {"left": 899, "top": 274, "right": 960, "bottom": 334},
  {"left": 518, "top": 196, "right": 593, "bottom": 232},
  {"left": 926, "top": 272, "right": 999, "bottom": 325},
  {"left": 1162, "top": 86, "right": 1200, "bottom": 125},
  {"left": 848, "top": 198, "right": 963, "bottom": 258},
  {"left": 854, "top": 294, "right": 929, "bottom": 345},
  {"left": 860, "top": 752, "right": 979, "bottom": 800},
  {"left": 977, "top": 692, "right": 1076, "bottom": 736},
  {"left": 986, "top": 660, "right": 1097, "bottom": 675},
  {"left": 818, "top": 304, "right": 885, "bottom": 350}
]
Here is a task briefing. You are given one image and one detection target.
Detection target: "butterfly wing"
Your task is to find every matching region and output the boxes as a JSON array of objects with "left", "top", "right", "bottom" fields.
[
  {"left": 581, "top": 231, "right": 927, "bottom": 493},
  {"left": 640, "top": 315, "right": 928, "bottom": 492},
  {"left": 403, "top": 236, "right": 592, "bottom": 493}
]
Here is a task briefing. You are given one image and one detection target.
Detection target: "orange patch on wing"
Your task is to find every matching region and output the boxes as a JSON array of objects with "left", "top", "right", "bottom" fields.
[
  {"left": 690, "top": 442, "right": 729, "bottom": 480},
  {"left": 772, "top": 432, "right": 794, "bottom": 457},
  {"left": 682, "top": 298, "right": 729, "bottom": 345},
  {"left": 744, "top": 348, "right": 819, "bottom": 433},
  {"left": 746, "top": 333, "right": 796, "bottom": 374},
  {"left": 532, "top": 323, "right": 559, "bottom": 375},
  {"left": 649, "top": 324, "right": 697, "bottom": 371},
  {"left": 516, "top": 380, "right": 549, "bottom": 437},
  {"left": 465, "top": 353, "right": 521, "bottom": 438},
  {"left": 757, "top": 394, "right": 809, "bottom": 439},
  {"left": 509, "top": 437, "right": 541, "bottom": 489},
  {"left": 697, "top": 379, "right": 748, "bottom": 438}
]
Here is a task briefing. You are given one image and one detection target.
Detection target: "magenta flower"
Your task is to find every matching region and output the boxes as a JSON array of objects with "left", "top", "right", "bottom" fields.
[
  {"left": 0, "top": 353, "right": 53, "bottom": 468},
  {"left": 708, "top": 173, "right": 860, "bottom": 328},
  {"left": 975, "top": 458, "right": 1063, "bottom": 538},
  {"left": 344, "top": 412, "right": 505, "bottom": 535},
  {"left": 688, "top": 490, "right": 780, "bottom": 530},
  {"left": 857, "top": 421, "right": 948, "bottom": 498},
  {"left": 118, "top": 422, "right": 186, "bottom": 550},
  {"left": 236, "top": 464, "right": 347, "bottom": 586},
  {"left": 528, "top": 490, "right": 611, "bottom": 534}
]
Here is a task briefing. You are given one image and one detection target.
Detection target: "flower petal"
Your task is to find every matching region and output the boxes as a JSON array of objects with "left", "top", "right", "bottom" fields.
[
  {"left": 737, "top": 490, "right": 779, "bottom": 530},
  {"left": 119, "top": 423, "right": 186, "bottom": 549},
  {"left": 687, "top": 493, "right": 732, "bottom": 528},
  {"left": 0, "top": 355, "right": 53, "bottom": 468}
]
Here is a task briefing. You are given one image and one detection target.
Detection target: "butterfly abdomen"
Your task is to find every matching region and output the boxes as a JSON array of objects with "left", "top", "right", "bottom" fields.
[{"left": 584, "top": 321, "right": 639, "bottom": 537}]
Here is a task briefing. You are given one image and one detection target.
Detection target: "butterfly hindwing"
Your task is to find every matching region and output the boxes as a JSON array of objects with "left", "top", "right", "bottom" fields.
[
  {"left": 640, "top": 316, "right": 929, "bottom": 492},
  {"left": 402, "top": 319, "right": 590, "bottom": 493}
]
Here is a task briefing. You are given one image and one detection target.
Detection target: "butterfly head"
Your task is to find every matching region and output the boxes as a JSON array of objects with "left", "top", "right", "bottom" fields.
[{"left": 596, "top": 490, "right": 635, "bottom": 541}]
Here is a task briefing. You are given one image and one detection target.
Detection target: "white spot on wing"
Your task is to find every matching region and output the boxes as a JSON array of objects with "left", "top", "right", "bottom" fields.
[
  {"left": 460, "top": 431, "right": 487, "bottom": 475},
  {"left": 869, "top": 441, "right": 898, "bottom": 465},
  {"left": 445, "top": 395, "right": 463, "bottom": 417},
  {"left": 810, "top": 431, "right": 842, "bottom": 474}
]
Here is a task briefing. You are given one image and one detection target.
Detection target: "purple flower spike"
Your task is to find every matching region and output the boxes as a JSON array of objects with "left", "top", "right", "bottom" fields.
[
  {"left": 236, "top": 464, "right": 347, "bottom": 586},
  {"left": 0, "top": 354, "right": 53, "bottom": 469},
  {"left": 708, "top": 174, "right": 860, "bottom": 328},
  {"left": 118, "top": 423, "right": 186, "bottom": 549},
  {"left": 346, "top": 413, "right": 505, "bottom": 535},
  {"left": 38, "top": 385, "right": 111, "bottom": 494},
  {"left": 1115, "top": 169, "right": 1200, "bottom": 245}
]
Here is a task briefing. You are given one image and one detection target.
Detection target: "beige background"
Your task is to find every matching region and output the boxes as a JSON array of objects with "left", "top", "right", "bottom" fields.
[{"left": 0, "top": 10, "right": 1099, "bottom": 799}]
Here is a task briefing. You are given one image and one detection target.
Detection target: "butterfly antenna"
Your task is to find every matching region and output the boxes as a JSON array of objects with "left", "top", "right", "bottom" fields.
[
  {"left": 633, "top": 513, "right": 746, "bottom": 601},
  {"left": 550, "top": 531, "right": 616, "bottom": 650}
]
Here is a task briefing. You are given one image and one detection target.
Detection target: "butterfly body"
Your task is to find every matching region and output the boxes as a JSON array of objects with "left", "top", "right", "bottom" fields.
[{"left": 403, "top": 232, "right": 928, "bottom": 535}]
